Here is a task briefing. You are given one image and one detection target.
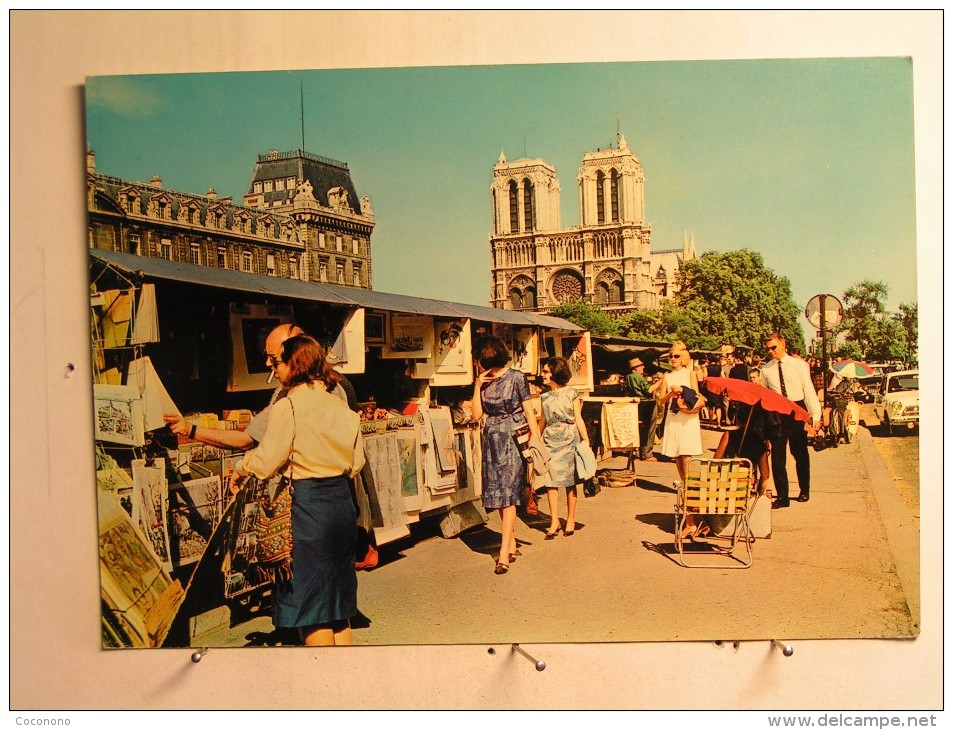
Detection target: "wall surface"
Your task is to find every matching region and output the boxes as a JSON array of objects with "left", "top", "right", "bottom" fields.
[{"left": 9, "top": 10, "right": 943, "bottom": 712}]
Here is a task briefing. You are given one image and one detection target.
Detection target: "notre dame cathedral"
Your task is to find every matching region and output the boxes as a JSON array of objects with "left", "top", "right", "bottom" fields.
[{"left": 488, "top": 134, "right": 695, "bottom": 316}]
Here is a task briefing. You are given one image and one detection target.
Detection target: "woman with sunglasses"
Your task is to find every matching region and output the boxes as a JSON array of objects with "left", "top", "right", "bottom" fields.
[
  {"left": 538, "top": 356, "right": 589, "bottom": 539},
  {"left": 657, "top": 341, "right": 707, "bottom": 541}
]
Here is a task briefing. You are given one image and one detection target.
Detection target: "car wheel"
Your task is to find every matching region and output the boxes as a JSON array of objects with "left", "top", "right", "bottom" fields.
[{"left": 884, "top": 414, "right": 893, "bottom": 436}]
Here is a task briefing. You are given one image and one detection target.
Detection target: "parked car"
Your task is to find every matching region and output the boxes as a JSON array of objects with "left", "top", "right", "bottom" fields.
[
  {"left": 873, "top": 369, "right": 919, "bottom": 435},
  {"left": 856, "top": 374, "right": 885, "bottom": 403}
]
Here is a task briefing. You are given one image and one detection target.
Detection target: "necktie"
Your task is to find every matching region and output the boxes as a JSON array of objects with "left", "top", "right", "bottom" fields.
[{"left": 778, "top": 361, "right": 787, "bottom": 397}]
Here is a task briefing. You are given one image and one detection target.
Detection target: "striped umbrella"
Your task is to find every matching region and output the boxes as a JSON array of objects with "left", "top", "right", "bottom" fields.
[{"left": 830, "top": 359, "right": 874, "bottom": 378}]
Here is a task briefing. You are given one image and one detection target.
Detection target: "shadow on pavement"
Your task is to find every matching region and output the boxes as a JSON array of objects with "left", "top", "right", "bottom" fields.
[
  {"left": 636, "top": 511, "right": 676, "bottom": 534},
  {"left": 634, "top": 478, "right": 676, "bottom": 494}
]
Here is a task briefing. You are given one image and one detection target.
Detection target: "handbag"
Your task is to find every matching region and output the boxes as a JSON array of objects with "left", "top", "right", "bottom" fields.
[
  {"left": 254, "top": 476, "right": 294, "bottom": 586},
  {"left": 253, "top": 400, "right": 296, "bottom": 588},
  {"left": 522, "top": 485, "right": 539, "bottom": 515},
  {"left": 583, "top": 476, "right": 601, "bottom": 498}
]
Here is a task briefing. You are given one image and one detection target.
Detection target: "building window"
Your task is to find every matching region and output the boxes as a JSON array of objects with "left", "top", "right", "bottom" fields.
[
  {"left": 266, "top": 253, "right": 276, "bottom": 276},
  {"left": 319, "top": 259, "right": 328, "bottom": 282},
  {"left": 508, "top": 180, "right": 519, "bottom": 232},
  {"left": 611, "top": 280, "right": 623, "bottom": 303},
  {"left": 159, "top": 238, "right": 172, "bottom": 260},
  {"left": 596, "top": 170, "right": 605, "bottom": 224},
  {"left": 129, "top": 233, "right": 141, "bottom": 256},
  {"left": 253, "top": 182, "right": 263, "bottom": 194},
  {"left": 610, "top": 169, "right": 620, "bottom": 222},
  {"left": 286, "top": 177, "right": 296, "bottom": 190},
  {"left": 319, "top": 232, "right": 326, "bottom": 249},
  {"left": 217, "top": 246, "right": 228, "bottom": 269},
  {"left": 275, "top": 178, "right": 285, "bottom": 191},
  {"left": 336, "top": 262, "right": 345, "bottom": 282},
  {"left": 352, "top": 263, "right": 361, "bottom": 287},
  {"left": 263, "top": 180, "right": 273, "bottom": 193},
  {"left": 241, "top": 251, "right": 253, "bottom": 272},
  {"left": 352, "top": 238, "right": 359, "bottom": 255},
  {"left": 335, "top": 235, "right": 343, "bottom": 252},
  {"left": 289, "top": 257, "right": 298, "bottom": 279},
  {"left": 522, "top": 179, "right": 534, "bottom": 231},
  {"left": 190, "top": 243, "right": 201, "bottom": 265}
]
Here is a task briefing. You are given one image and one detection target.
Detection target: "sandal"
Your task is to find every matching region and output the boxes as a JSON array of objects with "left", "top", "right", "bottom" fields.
[
  {"left": 544, "top": 527, "right": 562, "bottom": 540},
  {"left": 494, "top": 562, "right": 509, "bottom": 575}
]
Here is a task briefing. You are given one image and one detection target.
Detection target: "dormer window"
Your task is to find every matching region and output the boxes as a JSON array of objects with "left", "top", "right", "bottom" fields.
[
  {"left": 263, "top": 180, "right": 273, "bottom": 193},
  {"left": 253, "top": 182, "right": 263, "bottom": 194}
]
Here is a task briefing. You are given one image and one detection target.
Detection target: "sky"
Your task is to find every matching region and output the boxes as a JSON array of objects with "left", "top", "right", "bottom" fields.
[{"left": 85, "top": 58, "right": 918, "bottom": 334}]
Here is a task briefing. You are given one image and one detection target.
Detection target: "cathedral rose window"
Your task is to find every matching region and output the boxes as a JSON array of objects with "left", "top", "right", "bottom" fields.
[{"left": 552, "top": 272, "right": 583, "bottom": 303}]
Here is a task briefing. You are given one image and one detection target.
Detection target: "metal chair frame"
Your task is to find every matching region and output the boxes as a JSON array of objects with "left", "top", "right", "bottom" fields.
[{"left": 675, "top": 457, "right": 754, "bottom": 568}]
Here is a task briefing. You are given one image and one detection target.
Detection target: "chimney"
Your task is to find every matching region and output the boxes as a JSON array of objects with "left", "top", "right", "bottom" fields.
[
  {"left": 207, "top": 188, "right": 217, "bottom": 199},
  {"left": 150, "top": 175, "right": 163, "bottom": 188},
  {"left": 86, "top": 149, "right": 96, "bottom": 173}
]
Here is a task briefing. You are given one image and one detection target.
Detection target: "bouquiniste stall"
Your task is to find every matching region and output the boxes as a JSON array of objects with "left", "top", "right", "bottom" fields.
[{"left": 89, "top": 248, "right": 587, "bottom": 648}]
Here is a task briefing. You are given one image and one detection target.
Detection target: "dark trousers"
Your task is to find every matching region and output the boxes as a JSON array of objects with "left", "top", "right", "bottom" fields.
[
  {"left": 769, "top": 408, "right": 810, "bottom": 501},
  {"left": 638, "top": 399, "right": 660, "bottom": 459}
]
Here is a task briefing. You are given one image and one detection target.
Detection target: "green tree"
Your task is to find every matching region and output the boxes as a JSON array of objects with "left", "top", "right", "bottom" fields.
[
  {"left": 548, "top": 301, "right": 621, "bottom": 336},
  {"left": 895, "top": 301, "right": 918, "bottom": 362},
  {"left": 835, "top": 280, "right": 914, "bottom": 362},
  {"left": 673, "top": 249, "right": 805, "bottom": 352}
]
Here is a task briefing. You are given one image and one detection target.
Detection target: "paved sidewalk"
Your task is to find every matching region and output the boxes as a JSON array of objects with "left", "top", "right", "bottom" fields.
[{"left": 198, "top": 425, "right": 918, "bottom": 647}]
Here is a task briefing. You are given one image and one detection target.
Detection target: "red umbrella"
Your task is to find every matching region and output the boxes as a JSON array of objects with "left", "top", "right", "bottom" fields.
[{"left": 704, "top": 377, "right": 810, "bottom": 424}]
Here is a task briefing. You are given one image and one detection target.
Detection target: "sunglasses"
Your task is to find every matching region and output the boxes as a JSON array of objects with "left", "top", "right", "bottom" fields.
[{"left": 265, "top": 353, "right": 284, "bottom": 366}]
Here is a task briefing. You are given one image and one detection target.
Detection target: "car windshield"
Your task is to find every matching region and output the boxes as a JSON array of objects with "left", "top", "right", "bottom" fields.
[{"left": 887, "top": 375, "right": 918, "bottom": 392}]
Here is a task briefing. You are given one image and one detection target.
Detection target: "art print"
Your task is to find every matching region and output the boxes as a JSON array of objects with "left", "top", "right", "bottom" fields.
[
  {"left": 170, "top": 476, "right": 223, "bottom": 566},
  {"left": 94, "top": 384, "right": 145, "bottom": 447},
  {"left": 382, "top": 314, "right": 433, "bottom": 359}
]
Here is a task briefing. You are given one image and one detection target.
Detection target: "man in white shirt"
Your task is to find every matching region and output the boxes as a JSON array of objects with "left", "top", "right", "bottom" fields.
[{"left": 761, "top": 332, "right": 821, "bottom": 508}]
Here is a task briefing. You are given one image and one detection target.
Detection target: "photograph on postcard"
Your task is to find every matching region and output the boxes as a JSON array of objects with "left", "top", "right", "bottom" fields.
[{"left": 85, "top": 58, "right": 919, "bottom": 649}]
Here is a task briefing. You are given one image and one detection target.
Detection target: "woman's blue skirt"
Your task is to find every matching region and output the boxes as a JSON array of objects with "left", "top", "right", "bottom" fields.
[{"left": 273, "top": 475, "right": 358, "bottom": 629}]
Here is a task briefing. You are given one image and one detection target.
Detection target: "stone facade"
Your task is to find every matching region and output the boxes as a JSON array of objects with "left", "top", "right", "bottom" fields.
[
  {"left": 488, "top": 134, "right": 695, "bottom": 316},
  {"left": 87, "top": 148, "right": 375, "bottom": 289}
]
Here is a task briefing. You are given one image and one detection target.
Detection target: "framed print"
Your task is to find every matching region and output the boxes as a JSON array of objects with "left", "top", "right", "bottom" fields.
[
  {"left": 512, "top": 327, "right": 539, "bottom": 374},
  {"left": 555, "top": 332, "right": 593, "bottom": 391},
  {"left": 431, "top": 319, "right": 473, "bottom": 386},
  {"left": 381, "top": 314, "right": 434, "bottom": 359},
  {"left": 227, "top": 303, "right": 293, "bottom": 391},
  {"left": 364, "top": 310, "right": 387, "bottom": 344}
]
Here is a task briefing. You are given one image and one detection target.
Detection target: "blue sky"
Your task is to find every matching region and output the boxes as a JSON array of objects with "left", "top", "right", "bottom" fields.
[{"left": 85, "top": 58, "right": 917, "bottom": 328}]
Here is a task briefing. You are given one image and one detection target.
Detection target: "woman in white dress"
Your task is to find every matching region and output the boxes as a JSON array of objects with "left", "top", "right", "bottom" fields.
[{"left": 658, "top": 342, "right": 707, "bottom": 540}]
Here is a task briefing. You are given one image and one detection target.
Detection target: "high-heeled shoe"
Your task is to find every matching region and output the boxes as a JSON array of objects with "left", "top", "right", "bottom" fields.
[
  {"left": 544, "top": 527, "right": 561, "bottom": 540},
  {"left": 692, "top": 524, "right": 711, "bottom": 541},
  {"left": 494, "top": 562, "right": 509, "bottom": 575},
  {"left": 563, "top": 526, "right": 575, "bottom": 537}
]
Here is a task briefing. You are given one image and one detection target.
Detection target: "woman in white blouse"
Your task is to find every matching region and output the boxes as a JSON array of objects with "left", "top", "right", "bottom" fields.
[{"left": 233, "top": 335, "right": 365, "bottom": 646}]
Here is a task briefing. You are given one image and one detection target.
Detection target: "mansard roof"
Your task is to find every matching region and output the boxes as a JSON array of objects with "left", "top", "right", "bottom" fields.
[
  {"left": 248, "top": 149, "right": 361, "bottom": 209},
  {"left": 88, "top": 171, "right": 301, "bottom": 242}
]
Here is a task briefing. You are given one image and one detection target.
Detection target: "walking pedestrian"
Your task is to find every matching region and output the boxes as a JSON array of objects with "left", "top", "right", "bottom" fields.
[{"left": 760, "top": 333, "right": 821, "bottom": 508}]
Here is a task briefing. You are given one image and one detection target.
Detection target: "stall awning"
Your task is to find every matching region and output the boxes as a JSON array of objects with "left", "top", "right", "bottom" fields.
[{"left": 90, "top": 249, "right": 583, "bottom": 331}]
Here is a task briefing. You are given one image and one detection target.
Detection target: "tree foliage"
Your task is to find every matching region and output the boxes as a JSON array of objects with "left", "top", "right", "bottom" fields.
[
  {"left": 672, "top": 249, "right": 805, "bottom": 352},
  {"left": 833, "top": 280, "right": 917, "bottom": 363},
  {"left": 548, "top": 301, "right": 621, "bottom": 337}
]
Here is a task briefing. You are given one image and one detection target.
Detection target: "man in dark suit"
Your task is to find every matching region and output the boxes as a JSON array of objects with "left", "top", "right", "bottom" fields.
[{"left": 760, "top": 333, "right": 821, "bottom": 508}]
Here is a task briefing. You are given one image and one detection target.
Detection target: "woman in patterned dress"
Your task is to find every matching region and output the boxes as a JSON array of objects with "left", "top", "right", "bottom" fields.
[
  {"left": 471, "top": 336, "right": 541, "bottom": 575},
  {"left": 538, "top": 356, "right": 589, "bottom": 538}
]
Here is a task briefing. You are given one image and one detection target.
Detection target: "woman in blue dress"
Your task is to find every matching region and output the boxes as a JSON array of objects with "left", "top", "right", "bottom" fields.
[
  {"left": 539, "top": 356, "right": 590, "bottom": 538},
  {"left": 471, "top": 336, "right": 541, "bottom": 575}
]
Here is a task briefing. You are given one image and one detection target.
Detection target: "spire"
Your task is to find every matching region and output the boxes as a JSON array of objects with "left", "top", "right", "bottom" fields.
[
  {"left": 618, "top": 132, "right": 629, "bottom": 151},
  {"left": 498, "top": 150, "right": 507, "bottom": 164}
]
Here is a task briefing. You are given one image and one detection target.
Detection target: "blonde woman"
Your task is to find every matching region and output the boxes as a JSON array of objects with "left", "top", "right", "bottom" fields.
[{"left": 658, "top": 342, "right": 707, "bottom": 540}]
